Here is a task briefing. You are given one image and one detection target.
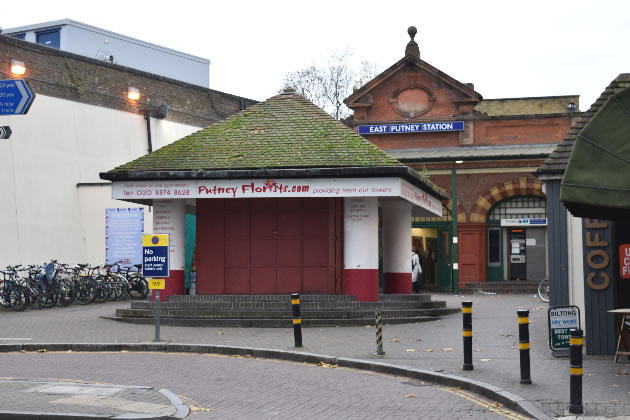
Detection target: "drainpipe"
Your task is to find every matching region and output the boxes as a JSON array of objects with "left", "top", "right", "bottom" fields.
[{"left": 144, "top": 109, "right": 153, "bottom": 154}]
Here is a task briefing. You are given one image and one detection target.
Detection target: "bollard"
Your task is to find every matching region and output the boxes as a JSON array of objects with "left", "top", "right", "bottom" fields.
[
  {"left": 462, "top": 301, "right": 473, "bottom": 370},
  {"left": 517, "top": 309, "right": 532, "bottom": 384},
  {"left": 154, "top": 289, "right": 161, "bottom": 342},
  {"left": 291, "top": 293, "right": 303, "bottom": 348},
  {"left": 375, "top": 311, "right": 385, "bottom": 355},
  {"left": 569, "top": 329, "right": 584, "bottom": 414}
]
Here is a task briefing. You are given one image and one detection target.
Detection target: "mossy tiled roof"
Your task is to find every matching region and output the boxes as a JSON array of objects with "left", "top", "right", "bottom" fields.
[
  {"left": 108, "top": 92, "right": 404, "bottom": 173},
  {"left": 537, "top": 74, "right": 630, "bottom": 177}
]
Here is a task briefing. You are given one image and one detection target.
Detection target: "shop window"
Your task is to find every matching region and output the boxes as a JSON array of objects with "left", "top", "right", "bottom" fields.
[
  {"left": 36, "top": 28, "right": 60, "bottom": 49},
  {"left": 488, "top": 228, "right": 501, "bottom": 266},
  {"left": 488, "top": 196, "right": 546, "bottom": 221},
  {"left": 413, "top": 205, "right": 452, "bottom": 223}
]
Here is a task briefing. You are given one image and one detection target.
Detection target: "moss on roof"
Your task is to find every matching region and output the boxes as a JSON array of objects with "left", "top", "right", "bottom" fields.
[{"left": 109, "top": 92, "right": 404, "bottom": 173}]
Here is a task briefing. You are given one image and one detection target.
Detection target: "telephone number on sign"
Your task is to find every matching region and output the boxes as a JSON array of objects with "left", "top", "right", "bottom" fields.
[{"left": 136, "top": 189, "right": 190, "bottom": 196}]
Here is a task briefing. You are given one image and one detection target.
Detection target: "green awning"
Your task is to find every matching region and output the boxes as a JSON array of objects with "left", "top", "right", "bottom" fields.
[{"left": 560, "top": 86, "right": 630, "bottom": 220}]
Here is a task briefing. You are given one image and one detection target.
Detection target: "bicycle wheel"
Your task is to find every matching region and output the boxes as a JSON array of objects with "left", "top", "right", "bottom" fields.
[
  {"left": 537, "top": 278, "right": 549, "bottom": 302},
  {"left": 8, "top": 284, "right": 28, "bottom": 311},
  {"left": 56, "top": 279, "right": 75, "bottom": 307},
  {"left": 73, "top": 277, "right": 97, "bottom": 305}
]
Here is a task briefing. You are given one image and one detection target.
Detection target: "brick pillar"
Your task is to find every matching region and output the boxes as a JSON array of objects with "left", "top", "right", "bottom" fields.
[
  {"left": 343, "top": 197, "right": 379, "bottom": 302},
  {"left": 382, "top": 200, "right": 412, "bottom": 294},
  {"left": 152, "top": 199, "right": 186, "bottom": 301}
]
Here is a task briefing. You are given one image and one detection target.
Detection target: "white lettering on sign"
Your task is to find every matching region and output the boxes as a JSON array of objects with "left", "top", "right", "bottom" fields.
[{"left": 112, "top": 178, "right": 443, "bottom": 217}]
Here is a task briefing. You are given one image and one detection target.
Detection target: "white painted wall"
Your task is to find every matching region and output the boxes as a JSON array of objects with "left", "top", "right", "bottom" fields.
[
  {"left": 567, "top": 212, "right": 586, "bottom": 329},
  {"left": 343, "top": 197, "right": 378, "bottom": 270},
  {"left": 0, "top": 94, "right": 199, "bottom": 267},
  {"left": 382, "top": 200, "right": 412, "bottom": 273}
]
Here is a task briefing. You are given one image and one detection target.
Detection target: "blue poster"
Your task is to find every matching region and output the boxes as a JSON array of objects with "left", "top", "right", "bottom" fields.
[{"left": 105, "top": 208, "right": 144, "bottom": 268}]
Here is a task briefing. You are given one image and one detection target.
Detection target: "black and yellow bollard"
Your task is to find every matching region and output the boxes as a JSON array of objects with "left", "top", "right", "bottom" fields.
[
  {"left": 462, "top": 301, "right": 473, "bottom": 370},
  {"left": 375, "top": 311, "right": 385, "bottom": 355},
  {"left": 291, "top": 293, "right": 303, "bottom": 348},
  {"left": 517, "top": 309, "right": 532, "bottom": 384},
  {"left": 569, "top": 329, "right": 584, "bottom": 414}
]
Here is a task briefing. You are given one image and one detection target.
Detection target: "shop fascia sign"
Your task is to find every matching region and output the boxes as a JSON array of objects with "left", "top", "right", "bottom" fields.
[
  {"left": 500, "top": 218, "right": 547, "bottom": 226},
  {"left": 358, "top": 121, "right": 464, "bottom": 135},
  {"left": 112, "top": 177, "right": 443, "bottom": 216}
]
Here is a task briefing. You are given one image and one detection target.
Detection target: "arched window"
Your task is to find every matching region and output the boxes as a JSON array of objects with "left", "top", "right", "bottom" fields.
[{"left": 487, "top": 196, "right": 546, "bottom": 222}]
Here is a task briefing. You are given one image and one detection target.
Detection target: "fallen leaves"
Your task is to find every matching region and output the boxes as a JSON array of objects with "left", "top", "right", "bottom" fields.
[
  {"left": 480, "top": 358, "right": 492, "bottom": 362},
  {"left": 216, "top": 332, "right": 225, "bottom": 335},
  {"left": 37, "top": 349, "right": 47, "bottom": 353},
  {"left": 474, "top": 348, "right": 483, "bottom": 352},
  {"left": 425, "top": 349, "right": 433, "bottom": 353},
  {"left": 391, "top": 339, "right": 400, "bottom": 342},
  {"left": 609, "top": 384, "right": 619, "bottom": 388},
  {"left": 615, "top": 370, "right": 628, "bottom": 376},
  {"left": 403, "top": 392, "right": 415, "bottom": 398},
  {"left": 319, "top": 361, "right": 338, "bottom": 368},
  {"left": 405, "top": 349, "right": 416, "bottom": 352},
  {"left": 441, "top": 348, "right": 453, "bottom": 352},
  {"left": 416, "top": 338, "right": 423, "bottom": 342}
]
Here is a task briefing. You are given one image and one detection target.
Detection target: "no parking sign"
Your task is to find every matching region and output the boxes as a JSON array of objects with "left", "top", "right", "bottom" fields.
[{"left": 142, "top": 234, "right": 169, "bottom": 277}]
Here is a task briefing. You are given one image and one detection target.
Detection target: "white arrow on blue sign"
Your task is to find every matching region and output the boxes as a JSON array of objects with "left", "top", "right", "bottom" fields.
[
  {"left": 0, "top": 126, "right": 12, "bottom": 139},
  {"left": 0, "top": 79, "right": 36, "bottom": 115}
]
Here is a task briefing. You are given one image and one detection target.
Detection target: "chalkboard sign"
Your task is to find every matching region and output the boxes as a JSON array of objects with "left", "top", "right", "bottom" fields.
[{"left": 548, "top": 305, "right": 581, "bottom": 351}]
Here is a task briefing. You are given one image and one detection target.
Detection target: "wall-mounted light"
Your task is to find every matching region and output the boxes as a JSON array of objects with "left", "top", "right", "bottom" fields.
[
  {"left": 455, "top": 160, "right": 464, "bottom": 164},
  {"left": 11, "top": 59, "right": 26, "bottom": 75},
  {"left": 128, "top": 87, "right": 140, "bottom": 101}
]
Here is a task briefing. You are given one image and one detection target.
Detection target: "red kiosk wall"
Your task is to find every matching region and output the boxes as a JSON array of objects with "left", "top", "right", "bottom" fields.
[{"left": 196, "top": 197, "right": 343, "bottom": 294}]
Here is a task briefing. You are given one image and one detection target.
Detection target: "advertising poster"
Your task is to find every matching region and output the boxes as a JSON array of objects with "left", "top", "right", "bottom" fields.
[{"left": 105, "top": 208, "right": 144, "bottom": 267}]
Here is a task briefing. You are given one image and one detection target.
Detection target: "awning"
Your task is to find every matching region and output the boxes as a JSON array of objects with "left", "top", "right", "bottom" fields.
[{"left": 560, "top": 86, "right": 630, "bottom": 220}]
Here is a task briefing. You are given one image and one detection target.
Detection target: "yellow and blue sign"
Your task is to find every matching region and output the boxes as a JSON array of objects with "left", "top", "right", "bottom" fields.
[{"left": 142, "top": 234, "right": 169, "bottom": 277}]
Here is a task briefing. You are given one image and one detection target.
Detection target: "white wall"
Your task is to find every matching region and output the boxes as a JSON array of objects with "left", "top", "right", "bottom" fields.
[
  {"left": 0, "top": 94, "right": 199, "bottom": 267},
  {"left": 567, "top": 212, "right": 585, "bottom": 329}
]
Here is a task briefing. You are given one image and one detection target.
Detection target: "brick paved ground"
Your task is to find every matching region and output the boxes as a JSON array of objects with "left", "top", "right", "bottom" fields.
[
  {"left": 0, "top": 293, "right": 628, "bottom": 418},
  {"left": 0, "top": 352, "right": 530, "bottom": 420}
]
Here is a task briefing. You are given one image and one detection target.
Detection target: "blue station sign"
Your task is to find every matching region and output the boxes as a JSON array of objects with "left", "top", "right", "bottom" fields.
[
  {"left": 358, "top": 121, "right": 464, "bottom": 135},
  {"left": 0, "top": 79, "right": 36, "bottom": 115}
]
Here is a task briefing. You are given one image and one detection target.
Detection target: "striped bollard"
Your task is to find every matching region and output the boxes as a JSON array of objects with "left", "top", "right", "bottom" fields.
[
  {"left": 462, "top": 301, "right": 473, "bottom": 370},
  {"left": 517, "top": 309, "right": 532, "bottom": 384},
  {"left": 569, "top": 329, "right": 584, "bottom": 414},
  {"left": 375, "top": 312, "right": 385, "bottom": 355},
  {"left": 291, "top": 293, "right": 303, "bottom": 348}
]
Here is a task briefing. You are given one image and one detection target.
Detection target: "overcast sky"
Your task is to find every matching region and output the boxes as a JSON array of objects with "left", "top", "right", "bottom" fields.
[{"left": 4, "top": 0, "right": 629, "bottom": 111}]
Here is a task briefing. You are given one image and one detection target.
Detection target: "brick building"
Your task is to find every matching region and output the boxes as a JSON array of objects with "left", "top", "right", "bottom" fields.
[
  {"left": 0, "top": 33, "right": 255, "bottom": 270},
  {"left": 345, "top": 27, "right": 579, "bottom": 291}
]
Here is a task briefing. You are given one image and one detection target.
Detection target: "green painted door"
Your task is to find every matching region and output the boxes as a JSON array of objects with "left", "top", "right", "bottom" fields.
[{"left": 437, "top": 226, "right": 452, "bottom": 290}]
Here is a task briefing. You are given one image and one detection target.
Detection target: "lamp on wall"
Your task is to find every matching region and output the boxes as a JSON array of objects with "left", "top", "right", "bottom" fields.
[
  {"left": 11, "top": 59, "right": 26, "bottom": 75},
  {"left": 127, "top": 87, "right": 140, "bottom": 101}
]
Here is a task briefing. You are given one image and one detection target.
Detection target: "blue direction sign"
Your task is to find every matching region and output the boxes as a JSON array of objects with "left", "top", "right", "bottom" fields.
[
  {"left": 0, "top": 79, "right": 36, "bottom": 115},
  {"left": 0, "top": 126, "right": 11, "bottom": 139}
]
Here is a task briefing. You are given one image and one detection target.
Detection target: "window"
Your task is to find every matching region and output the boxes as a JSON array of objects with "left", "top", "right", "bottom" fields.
[
  {"left": 9, "top": 33, "right": 26, "bottom": 40},
  {"left": 488, "top": 196, "right": 546, "bottom": 221},
  {"left": 487, "top": 228, "right": 501, "bottom": 265},
  {"left": 36, "top": 28, "right": 60, "bottom": 49}
]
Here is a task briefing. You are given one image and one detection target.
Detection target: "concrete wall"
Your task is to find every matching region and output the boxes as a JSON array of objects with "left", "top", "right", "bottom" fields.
[{"left": 0, "top": 94, "right": 197, "bottom": 267}]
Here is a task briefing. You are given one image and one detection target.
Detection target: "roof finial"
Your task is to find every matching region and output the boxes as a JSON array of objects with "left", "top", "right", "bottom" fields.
[{"left": 405, "top": 26, "right": 420, "bottom": 58}]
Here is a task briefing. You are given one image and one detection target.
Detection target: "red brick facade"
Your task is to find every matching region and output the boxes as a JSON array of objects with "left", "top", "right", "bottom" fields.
[{"left": 345, "top": 30, "right": 576, "bottom": 285}]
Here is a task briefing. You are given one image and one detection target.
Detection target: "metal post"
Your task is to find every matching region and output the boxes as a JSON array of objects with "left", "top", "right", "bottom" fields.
[
  {"left": 569, "top": 329, "right": 584, "bottom": 414},
  {"left": 451, "top": 162, "right": 459, "bottom": 294},
  {"left": 375, "top": 312, "right": 385, "bottom": 356},
  {"left": 518, "top": 309, "right": 532, "bottom": 384},
  {"left": 154, "top": 290, "right": 161, "bottom": 342},
  {"left": 291, "top": 293, "right": 302, "bottom": 347},
  {"left": 462, "top": 301, "right": 473, "bottom": 370}
]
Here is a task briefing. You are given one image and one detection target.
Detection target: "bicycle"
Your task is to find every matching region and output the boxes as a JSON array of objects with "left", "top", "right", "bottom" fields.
[{"left": 537, "top": 277, "right": 549, "bottom": 302}]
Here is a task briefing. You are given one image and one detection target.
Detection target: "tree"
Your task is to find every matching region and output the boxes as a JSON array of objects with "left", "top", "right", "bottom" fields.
[{"left": 281, "top": 50, "right": 380, "bottom": 120}]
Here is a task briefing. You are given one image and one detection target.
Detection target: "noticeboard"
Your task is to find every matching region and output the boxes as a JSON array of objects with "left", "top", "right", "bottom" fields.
[
  {"left": 142, "top": 234, "right": 169, "bottom": 278},
  {"left": 548, "top": 305, "right": 581, "bottom": 351}
]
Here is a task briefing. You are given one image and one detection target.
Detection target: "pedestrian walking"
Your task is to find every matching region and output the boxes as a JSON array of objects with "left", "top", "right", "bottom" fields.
[{"left": 412, "top": 249, "right": 423, "bottom": 293}]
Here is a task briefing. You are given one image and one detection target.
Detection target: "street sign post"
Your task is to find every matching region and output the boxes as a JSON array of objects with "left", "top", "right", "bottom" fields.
[
  {"left": 142, "top": 234, "right": 169, "bottom": 342},
  {"left": 0, "top": 79, "right": 36, "bottom": 115},
  {"left": 548, "top": 305, "right": 581, "bottom": 353},
  {"left": 0, "top": 126, "right": 11, "bottom": 139}
]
